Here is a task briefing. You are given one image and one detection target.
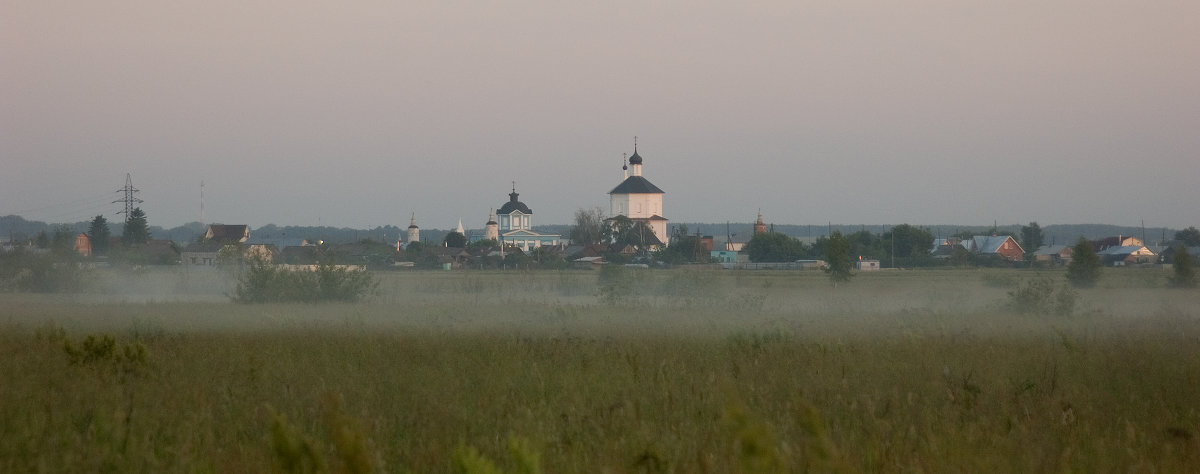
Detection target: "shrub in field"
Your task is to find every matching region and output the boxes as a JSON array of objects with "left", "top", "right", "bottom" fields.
[
  {"left": 1169, "top": 245, "right": 1196, "bottom": 288},
  {"left": 1066, "top": 238, "right": 1102, "bottom": 288},
  {"left": 454, "top": 436, "right": 542, "bottom": 474},
  {"left": 233, "top": 258, "right": 378, "bottom": 303},
  {"left": 0, "top": 248, "right": 88, "bottom": 293},
  {"left": 1007, "top": 277, "right": 1077, "bottom": 315},
  {"left": 597, "top": 264, "right": 635, "bottom": 304},
  {"left": 268, "top": 407, "right": 324, "bottom": 474},
  {"left": 266, "top": 394, "right": 377, "bottom": 474}
]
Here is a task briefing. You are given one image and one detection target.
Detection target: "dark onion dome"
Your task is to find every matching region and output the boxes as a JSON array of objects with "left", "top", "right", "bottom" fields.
[
  {"left": 498, "top": 191, "right": 532, "bottom": 214},
  {"left": 628, "top": 150, "right": 643, "bottom": 165},
  {"left": 486, "top": 217, "right": 497, "bottom": 225},
  {"left": 609, "top": 176, "right": 664, "bottom": 194}
]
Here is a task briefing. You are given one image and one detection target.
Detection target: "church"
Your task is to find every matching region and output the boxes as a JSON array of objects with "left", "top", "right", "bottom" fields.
[
  {"left": 469, "top": 185, "right": 561, "bottom": 251},
  {"left": 609, "top": 141, "right": 668, "bottom": 246}
]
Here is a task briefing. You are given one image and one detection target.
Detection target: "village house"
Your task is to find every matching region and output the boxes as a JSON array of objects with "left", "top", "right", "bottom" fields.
[
  {"left": 73, "top": 234, "right": 91, "bottom": 257},
  {"left": 932, "top": 236, "right": 1024, "bottom": 263},
  {"left": 1098, "top": 245, "right": 1156, "bottom": 266},
  {"left": 180, "top": 242, "right": 223, "bottom": 266},
  {"left": 204, "top": 224, "right": 250, "bottom": 244},
  {"left": 966, "top": 235, "right": 1025, "bottom": 262},
  {"left": 1091, "top": 236, "right": 1143, "bottom": 252},
  {"left": 1033, "top": 245, "right": 1074, "bottom": 265}
]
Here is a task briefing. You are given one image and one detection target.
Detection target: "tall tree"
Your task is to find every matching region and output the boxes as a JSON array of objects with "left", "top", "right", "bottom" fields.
[
  {"left": 568, "top": 207, "right": 606, "bottom": 245},
  {"left": 882, "top": 224, "right": 934, "bottom": 266},
  {"left": 1176, "top": 226, "right": 1200, "bottom": 246},
  {"left": 442, "top": 231, "right": 466, "bottom": 248},
  {"left": 1020, "top": 222, "right": 1045, "bottom": 256},
  {"left": 824, "top": 231, "right": 854, "bottom": 283},
  {"left": 745, "top": 231, "right": 806, "bottom": 262},
  {"left": 51, "top": 225, "right": 74, "bottom": 253},
  {"left": 121, "top": 207, "right": 150, "bottom": 245},
  {"left": 1066, "top": 237, "right": 1102, "bottom": 288},
  {"left": 87, "top": 215, "right": 111, "bottom": 255},
  {"left": 1169, "top": 245, "right": 1196, "bottom": 288},
  {"left": 845, "top": 230, "right": 886, "bottom": 261}
]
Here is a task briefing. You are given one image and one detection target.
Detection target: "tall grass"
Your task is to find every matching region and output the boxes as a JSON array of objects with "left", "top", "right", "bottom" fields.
[{"left": 1, "top": 268, "right": 1197, "bottom": 472}]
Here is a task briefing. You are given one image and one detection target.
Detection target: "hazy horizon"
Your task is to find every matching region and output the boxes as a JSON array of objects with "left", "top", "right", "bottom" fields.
[{"left": 5, "top": 1, "right": 1198, "bottom": 230}]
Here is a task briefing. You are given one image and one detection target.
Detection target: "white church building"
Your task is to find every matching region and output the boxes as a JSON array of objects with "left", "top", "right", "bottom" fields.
[
  {"left": 609, "top": 142, "right": 668, "bottom": 246},
  {"left": 470, "top": 185, "right": 561, "bottom": 251}
]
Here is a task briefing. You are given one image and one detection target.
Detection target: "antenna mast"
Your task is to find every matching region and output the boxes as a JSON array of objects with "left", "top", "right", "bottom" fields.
[{"left": 113, "top": 173, "right": 143, "bottom": 223}]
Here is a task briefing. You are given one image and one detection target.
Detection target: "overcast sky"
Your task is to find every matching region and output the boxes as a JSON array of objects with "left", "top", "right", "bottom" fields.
[{"left": 4, "top": 1, "right": 1198, "bottom": 232}]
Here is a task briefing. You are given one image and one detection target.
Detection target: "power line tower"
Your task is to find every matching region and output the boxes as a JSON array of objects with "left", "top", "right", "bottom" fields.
[{"left": 113, "top": 173, "right": 143, "bottom": 223}]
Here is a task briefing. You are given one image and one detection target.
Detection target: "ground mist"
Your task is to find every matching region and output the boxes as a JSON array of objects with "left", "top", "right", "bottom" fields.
[{"left": 1, "top": 267, "right": 1197, "bottom": 472}]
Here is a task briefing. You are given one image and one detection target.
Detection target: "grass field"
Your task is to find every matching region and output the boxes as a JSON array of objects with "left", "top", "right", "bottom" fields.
[{"left": 2, "top": 267, "right": 1198, "bottom": 472}]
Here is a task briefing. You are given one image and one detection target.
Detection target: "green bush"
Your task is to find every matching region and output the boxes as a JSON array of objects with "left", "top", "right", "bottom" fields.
[
  {"left": 0, "top": 248, "right": 88, "bottom": 293},
  {"left": 1006, "top": 277, "right": 1077, "bottom": 316},
  {"left": 233, "top": 259, "right": 378, "bottom": 303},
  {"left": 1169, "top": 245, "right": 1197, "bottom": 289},
  {"left": 1066, "top": 238, "right": 1102, "bottom": 288},
  {"left": 597, "top": 264, "right": 635, "bottom": 304}
]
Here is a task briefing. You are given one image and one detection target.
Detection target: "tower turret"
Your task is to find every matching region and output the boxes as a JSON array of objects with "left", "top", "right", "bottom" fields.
[
  {"left": 407, "top": 213, "right": 420, "bottom": 243},
  {"left": 485, "top": 209, "right": 499, "bottom": 241},
  {"left": 628, "top": 137, "right": 643, "bottom": 177}
]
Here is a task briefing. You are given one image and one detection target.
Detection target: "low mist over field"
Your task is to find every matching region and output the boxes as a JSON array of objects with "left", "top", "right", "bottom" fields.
[{"left": 3, "top": 268, "right": 1198, "bottom": 471}]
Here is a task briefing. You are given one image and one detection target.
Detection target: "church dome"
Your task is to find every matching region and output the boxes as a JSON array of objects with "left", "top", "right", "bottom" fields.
[
  {"left": 628, "top": 150, "right": 643, "bottom": 165},
  {"left": 498, "top": 190, "right": 532, "bottom": 215}
]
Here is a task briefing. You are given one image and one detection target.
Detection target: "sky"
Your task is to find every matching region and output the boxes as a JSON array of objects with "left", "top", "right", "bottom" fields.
[{"left": 3, "top": 1, "right": 1198, "bottom": 232}]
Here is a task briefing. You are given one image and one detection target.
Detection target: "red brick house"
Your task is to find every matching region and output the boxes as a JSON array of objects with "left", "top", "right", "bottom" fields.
[{"left": 968, "top": 235, "right": 1025, "bottom": 262}]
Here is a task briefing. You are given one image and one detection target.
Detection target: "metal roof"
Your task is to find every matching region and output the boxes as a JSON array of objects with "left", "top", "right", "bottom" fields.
[{"left": 608, "top": 176, "right": 664, "bottom": 194}]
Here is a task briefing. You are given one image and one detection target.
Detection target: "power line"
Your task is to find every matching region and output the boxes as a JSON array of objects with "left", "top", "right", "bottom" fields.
[{"left": 6, "top": 191, "right": 120, "bottom": 215}]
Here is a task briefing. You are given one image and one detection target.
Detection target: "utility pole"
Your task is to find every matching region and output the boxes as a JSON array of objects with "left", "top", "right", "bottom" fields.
[{"left": 113, "top": 173, "right": 143, "bottom": 224}]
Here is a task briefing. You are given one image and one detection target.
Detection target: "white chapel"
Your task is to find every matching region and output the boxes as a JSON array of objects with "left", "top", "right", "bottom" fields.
[{"left": 609, "top": 141, "right": 668, "bottom": 246}]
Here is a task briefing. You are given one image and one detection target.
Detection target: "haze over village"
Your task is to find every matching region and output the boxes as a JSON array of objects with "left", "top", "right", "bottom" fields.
[{"left": 4, "top": 1, "right": 1198, "bottom": 233}]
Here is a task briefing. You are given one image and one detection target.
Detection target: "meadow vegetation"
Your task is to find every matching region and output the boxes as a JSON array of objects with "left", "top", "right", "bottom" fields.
[{"left": 1, "top": 267, "right": 1198, "bottom": 472}]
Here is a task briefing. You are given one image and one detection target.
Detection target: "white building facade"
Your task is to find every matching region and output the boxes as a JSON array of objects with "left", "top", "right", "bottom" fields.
[{"left": 609, "top": 144, "right": 668, "bottom": 245}]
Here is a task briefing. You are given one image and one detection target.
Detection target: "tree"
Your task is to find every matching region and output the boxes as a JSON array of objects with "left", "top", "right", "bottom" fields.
[
  {"left": 1176, "top": 226, "right": 1200, "bottom": 247},
  {"left": 50, "top": 225, "right": 74, "bottom": 253},
  {"left": 467, "top": 239, "right": 498, "bottom": 252},
  {"left": 87, "top": 215, "right": 111, "bottom": 255},
  {"left": 882, "top": 224, "right": 934, "bottom": 266},
  {"left": 623, "top": 221, "right": 657, "bottom": 255},
  {"left": 603, "top": 215, "right": 633, "bottom": 245},
  {"left": 404, "top": 241, "right": 424, "bottom": 261},
  {"left": 1066, "top": 237, "right": 1102, "bottom": 288},
  {"left": 528, "top": 245, "right": 568, "bottom": 269},
  {"left": 1169, "top": 245, "right": 1196, "bottom": 288},
  {"left": 569, "top": 207, "right": 606, "bottom": 245},
  {"left": 845, "top": 230, "right": 886, "bottom": 262},
  {"left": 655, "top": 225, "right": 709, "bottom": 264},
  {"left": 1020, "top": 222, "right": 1045, "bottom": 258},
  {"left": 604, "top": 216, "right": 655, "bottom": 252},
  {"left": 823, "top": 231, "right": 854, "bottom": 283},
  {"left": 443, "top": 231, "right": 466, "bottom": 248},
  {"left": 744, "top": 231, "right": 806, "bottom": 262},
  {"left": 121, "top": 207, "right": 150, "bottom": 245}
]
